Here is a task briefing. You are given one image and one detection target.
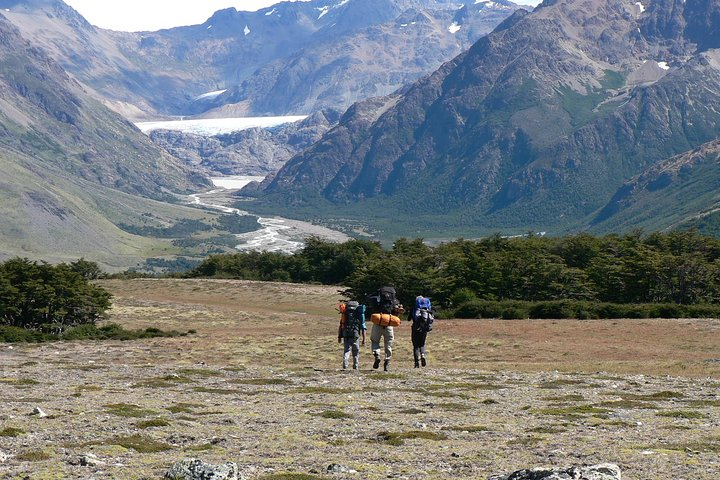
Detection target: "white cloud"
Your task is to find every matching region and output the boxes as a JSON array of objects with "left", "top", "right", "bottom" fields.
[{"left": 63, "top": 0, "right": 311, "bottom": 32}]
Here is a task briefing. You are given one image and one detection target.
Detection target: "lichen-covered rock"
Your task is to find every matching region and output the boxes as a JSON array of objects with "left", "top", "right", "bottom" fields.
[
  {"left": 164, "top": 458, "right": 239, "bottom": 480},
  {"left": 488, "top": 463, "right": 621, "bottom": 480},
  {"left": 327, "top": 463, "right": 357, "bottom": 474}
]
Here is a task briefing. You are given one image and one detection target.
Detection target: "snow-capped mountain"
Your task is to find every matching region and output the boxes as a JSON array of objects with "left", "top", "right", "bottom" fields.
[{"left": 0, "top": 0, "right": 525, "bottom": 119}]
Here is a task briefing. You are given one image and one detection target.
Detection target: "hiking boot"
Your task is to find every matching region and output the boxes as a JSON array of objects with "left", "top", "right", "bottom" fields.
[
  {"left": 373, "top": 355, "right": 381, "bottom": 369},
  {"left": 353, "top": 358, "right": 359, "bottom": 370},
  {"left": 383, "top": 359, "right": 390, "bottom": 371},
  {"left": 414, "top": 358, "right": 420, "bottom": 368},
  {"left": 421, "top": 356, "right": 427, "bottom": 367}
]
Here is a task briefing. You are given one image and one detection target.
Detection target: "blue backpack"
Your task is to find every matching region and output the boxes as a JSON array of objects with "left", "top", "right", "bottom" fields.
[{"left": 414, "top": 296, "right": 434, "bottom": 332}]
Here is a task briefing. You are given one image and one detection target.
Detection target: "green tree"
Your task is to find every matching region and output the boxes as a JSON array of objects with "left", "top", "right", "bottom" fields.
[{"left": 0, "top": 258, "right": 112, "bottom": 332}]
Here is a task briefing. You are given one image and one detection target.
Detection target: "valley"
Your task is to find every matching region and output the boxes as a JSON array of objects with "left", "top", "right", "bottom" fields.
[
  {"left": 190, "top": 179, "right": 349, "bottom": 254},
  {"left": 3, "top": 1, "right": 720, "bottom": 478}
]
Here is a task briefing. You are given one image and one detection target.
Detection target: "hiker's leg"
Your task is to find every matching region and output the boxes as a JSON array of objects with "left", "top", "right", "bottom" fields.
[
  {"left": 343, "top": 338, "right": 352, "bottom": 369},
  {"left": 411, "top": 328, "right": 421, "bottom": 355},
  {"left": 370, "top": 324, "right": 382, "bottom": 357},
  {"left": 418, "top": 331, "right": 428, "bottom": 366},
  {"left": 370, "top": 324, "right": 382, "bottom": 369},
  {"left": 351, "top": 338, "right": 360, "bottom": 369},
  {"left": 411, "top": 328, "right": 421, "bottom": 366},
  {"left": 384, "top": 326, "right": 394, "bottom": 360},
  {"left": 418, "top": 331, "right": 428, "bottom": 357}
]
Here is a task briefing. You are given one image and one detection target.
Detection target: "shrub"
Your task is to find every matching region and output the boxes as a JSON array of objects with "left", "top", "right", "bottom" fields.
[{"left": 528, "top": 301, "right": 576, "bottom": 319}]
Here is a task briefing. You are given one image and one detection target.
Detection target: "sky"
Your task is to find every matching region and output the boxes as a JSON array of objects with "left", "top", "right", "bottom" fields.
[{"left": 63, "top": 1, "right": 310, "bottom": 32}]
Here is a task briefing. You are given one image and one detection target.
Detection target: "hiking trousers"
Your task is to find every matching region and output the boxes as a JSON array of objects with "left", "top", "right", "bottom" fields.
[
  {"left": 370, "top": 324, "right": 394, "bottom": 360},
  {"left": 343, "top": 337, "right": 360, "bottom": 369},
  {"left": 411, "top": 327, "right": 428, "bottom": 360}
]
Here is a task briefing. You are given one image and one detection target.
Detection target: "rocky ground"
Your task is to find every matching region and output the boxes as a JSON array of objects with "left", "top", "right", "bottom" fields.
[{"left": 1, "top": 279, "right": 719, "bottom": 479}]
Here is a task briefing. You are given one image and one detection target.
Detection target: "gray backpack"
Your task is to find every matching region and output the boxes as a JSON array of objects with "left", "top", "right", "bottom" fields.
[{"left": 342, "top": 301, "right": 362, "bottom": 338}]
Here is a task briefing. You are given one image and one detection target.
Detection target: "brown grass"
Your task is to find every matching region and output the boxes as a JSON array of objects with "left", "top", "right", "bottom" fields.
[{"left": 96, "top": 278, "right": 720, "bottom": 377}]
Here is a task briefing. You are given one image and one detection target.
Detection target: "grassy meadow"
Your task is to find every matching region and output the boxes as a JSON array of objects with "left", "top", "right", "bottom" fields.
[{"left": 0, "top": 278, "right": 718, "bottom": 479}]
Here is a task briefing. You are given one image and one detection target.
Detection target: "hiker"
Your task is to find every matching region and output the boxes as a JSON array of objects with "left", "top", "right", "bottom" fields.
[
  {"left": 409, "top": 295, "right": 434, "bottom": 368},
  {"left": 367, "top": 286, "right": 404, "bottom": 371},
  {"left": 338, "top": 300, "right": 366, "bottom": 370}
]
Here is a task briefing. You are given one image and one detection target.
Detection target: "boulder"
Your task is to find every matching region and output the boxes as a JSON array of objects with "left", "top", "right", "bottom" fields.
[
  {"left": 488, "top": 463, "right": 621, "bottom": 480},
  {"left": 165, "top": 458, "right": 239, "bottom": 480},
  {"left": 327, "top": 463, "right": 357, "bottom": 474}
]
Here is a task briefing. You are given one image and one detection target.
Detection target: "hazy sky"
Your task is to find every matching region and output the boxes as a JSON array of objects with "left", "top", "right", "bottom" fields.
[{"left": 63, "top": 1, "right": 310, "bottom": 32}]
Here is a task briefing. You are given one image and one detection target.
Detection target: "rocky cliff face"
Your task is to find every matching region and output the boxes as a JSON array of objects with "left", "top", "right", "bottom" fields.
[
  {"left": 255, "top": 0, "right": 720, "bottom": 236},
  {"left": 149, "top": 110, "right": 341, "bottom": 176}
]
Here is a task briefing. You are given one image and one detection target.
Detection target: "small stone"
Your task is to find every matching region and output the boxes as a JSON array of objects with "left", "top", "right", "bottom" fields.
[
  {"left": 31, "top": 407, "right": 48, "bottom": 418},
  {"left": 79, "top": 453, "right": 105, "bottom": 467},
  {"left": 451, "top": 452, "right": 460, "bottom": 458},
  {"left": 0, "top": 450, "right": 9, "bottom": 463}
]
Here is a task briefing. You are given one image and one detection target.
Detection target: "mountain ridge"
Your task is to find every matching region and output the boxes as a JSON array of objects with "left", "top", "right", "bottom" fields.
[
  {"left": 248, "top": 0, "right": 720, "bottom": 238},
  {"left": 0, "top": 0, "right": 525, "bottom": 119}
]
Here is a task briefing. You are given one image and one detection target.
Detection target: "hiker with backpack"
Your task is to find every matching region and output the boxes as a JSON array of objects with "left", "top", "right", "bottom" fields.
[
  {"left": 338, "top": 300, "right": 367, "bottom": 370},
  {"left": 366, "top": 286, "right": 404, "bottom": 371},
  {"left": 410, "top": 295, "right": 434, "bottom": 368}
]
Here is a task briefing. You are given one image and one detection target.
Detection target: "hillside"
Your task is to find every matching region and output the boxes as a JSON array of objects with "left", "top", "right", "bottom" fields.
[
  {"left": 0, "top": 15, "right": 216, "bottom": 269},
  {"left": 592, "top": 136, "right": 720, "bottom": 234},
  {"left": 249, "top": 0, "right": 720, "bottom": 239}
]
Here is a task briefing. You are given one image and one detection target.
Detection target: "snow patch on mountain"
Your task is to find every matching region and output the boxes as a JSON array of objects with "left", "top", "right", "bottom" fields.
[
  {"left": 244, "top": 25, "right": 251, "bottom": 36},
  {"left": 136, "top": 116, "right": 308, "bottom": 136},
  {"left": 317, "top": 0, "right": 350, "bottom": 20},
  {"left": 194, "top": 89, "right": 227, "bottom": 101},
  {"left": 448, "top": 22, "right": 461, "bottom": 33},
  {"left": 317, "top": 6, "right": 330, "bottom": 19}
]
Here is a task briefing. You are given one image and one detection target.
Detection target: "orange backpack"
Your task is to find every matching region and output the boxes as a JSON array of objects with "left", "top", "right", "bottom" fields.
[{"left": 370, "top": 312, "right": 401, "bottom": 327}]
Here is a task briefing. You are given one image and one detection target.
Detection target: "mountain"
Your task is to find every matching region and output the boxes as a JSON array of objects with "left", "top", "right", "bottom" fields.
[
  {"left": 0, "top": 14, "right": 212, "bottom": 269},
  {"left": 248, "top": 0, "right": 720, "bottom": 238},
  {"left": 0, "top": 0, "right": 182, "bottom": 119},
  {"left": 0, "top": 0, "right": 524, "bottom": 119},
  {"left": 198, "top": 0, "right": 524, "bottom": 116}
]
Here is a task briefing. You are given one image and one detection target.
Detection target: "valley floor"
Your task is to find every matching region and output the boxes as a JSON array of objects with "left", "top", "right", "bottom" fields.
[{"left": 1, "top": 279, "right": 719, "bottom": 479}]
